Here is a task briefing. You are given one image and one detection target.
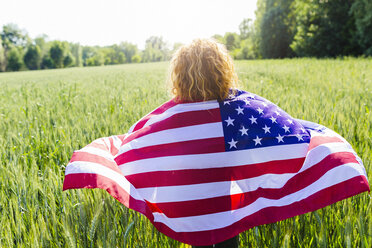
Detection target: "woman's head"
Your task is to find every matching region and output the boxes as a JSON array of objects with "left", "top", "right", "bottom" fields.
[{"left": 169, "top": 38, "right": 238, "bottom": 102}]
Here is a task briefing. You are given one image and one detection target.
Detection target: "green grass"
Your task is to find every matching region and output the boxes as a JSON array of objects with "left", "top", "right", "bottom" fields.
[{"left": 0, "top": 58, "right": 371, "bottom": 247}]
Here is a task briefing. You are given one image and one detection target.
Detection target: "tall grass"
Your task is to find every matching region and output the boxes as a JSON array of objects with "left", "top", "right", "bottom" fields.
[{"left": 0, "top": 59, "right": 371, "bottom": 247}]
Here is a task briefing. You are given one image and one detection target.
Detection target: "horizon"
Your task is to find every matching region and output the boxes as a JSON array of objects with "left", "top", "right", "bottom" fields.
[{"left": 1, "top": 0, "right": 257, "bottom": 49}]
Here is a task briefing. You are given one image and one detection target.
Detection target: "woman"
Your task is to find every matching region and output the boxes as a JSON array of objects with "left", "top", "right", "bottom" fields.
[
  {"left": 64, "top": 39, "right": 369, "bottom": 247},
  {"left": 169, "top": 38, "right": 240, "bottom": 248}
]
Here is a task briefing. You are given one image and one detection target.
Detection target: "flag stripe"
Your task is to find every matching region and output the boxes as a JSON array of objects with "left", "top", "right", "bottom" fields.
[
  {"left": 130, "top": 100, "right": 178, "bottom": 133},
  {"left": 117, "top": 122, "right": 224, "bottom": 157},
  {"left": 135, "top": 149, "right": 361, "bottom": 203},
  {"left": 70, "top": 151, "right": 122, "bottom": 174},
  {"left": 150, "top": 175, "right": 369, "bottom": 246},
  {"left": 151, "top": 163, "right": 366, "bottom": 232},
  {"left": 126, "top": 157, "right": 305, "bottom": 188},
  {"left": 143, "top": 100, "right": 219, "bottom": 128},
  {"left": 308, "top": 136, "right": 344, "bottom": 150},
  {"left": 116, "top": 137, "right": 225, "bottom": 165},
  {"left": 119, "top": 143, "right": 309, "bottom": 175},
  {"left": 145, "top": 151, "right": 358, "bottom": 217},
  {"left": 121, "top": 108, "right": 221, "bottom": 146}
]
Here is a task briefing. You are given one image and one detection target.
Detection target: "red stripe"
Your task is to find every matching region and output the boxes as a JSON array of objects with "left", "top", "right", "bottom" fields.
[
  {"left": 309, "top": 136, "right": 343, "bottom": 150},
  {"left": 145, "top": 151, "right": 359, "bottom": 218},
  {"left": 126, "top": 157, "right": 305, "bottom": 188},
  {"left": 115, "top": 137, "right": 225, "bottom": 165},
  {"left": 108, "top": 137, "right": 119, "bottom": 155},
  {"left": 151, "top": 175, "right": 369, "bottom": 246},
  {"left": 132, "top": 99, "right": 178, "bottom": 132},
  {"left": 63, "top": 173, "right": 154, "bottom": 221},
  {"left": 69, "top": 151, "right": 122, "bottom": 174},
  {"left": 122, "top": 108, "right": 221, "bottom": 146}
]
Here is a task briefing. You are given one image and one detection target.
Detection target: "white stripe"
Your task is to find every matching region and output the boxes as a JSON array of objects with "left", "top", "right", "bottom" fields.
[
  {"left": 118, "top": 143, "right": 309, "bottom": 175},
  {"left": 143, "top": 101, "right": 219, "bottom": 128},
  {"left": 65, "top": 161, "right": 143, "bottom": 201},
  {"left": 112, "top": 135, "right": 124, "bottom": 151},
  {"left": 78, "top": 147, "right": 114, "bottom": 161},
  {"left": 152, "top": 163, "right": 365, "bottom": 232},
  {"left": 117, "top": 122, "right": 223, "bottom": 156}
]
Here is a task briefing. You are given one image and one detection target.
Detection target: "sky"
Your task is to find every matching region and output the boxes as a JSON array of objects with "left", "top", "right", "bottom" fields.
[{"left": 1, "top": 0, "right": 257, "bottom": 49}]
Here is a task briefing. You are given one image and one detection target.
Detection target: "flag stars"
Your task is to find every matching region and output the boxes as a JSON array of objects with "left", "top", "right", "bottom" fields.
[
  {"left": 225, "top": 116, "right": 235, "bottom": 126},
  {"left": 260, "top": 101, "right": 268, "bottom": 107},
  {"left": 249, "top": 115, "right": 258, "bottom": 124},
  {"left": 247, "top": 93, "right": 255, "bottom": 99},
  {"left": 256, "top": 107, "right": 264, "bottom": 115},
  {"left": 223, "top": 101, "right": 230, "bottom": 105},
  {"left": 275, "top": 110, "right": 281, "bottom": 116},
  {"left": 269, "top": 116, "right": 277, "bottom": 123},
  {"left": 287, "top": 119, "right": 294, "bottom": 125},
  {"left": 239, "top": 126, "right": 249, "bottom": 136},
  {"left": 253, "top": 136, "right": 262, "bottom": 146},
  {"left": 262, "top": 125, "right": 271, "bottom": 133},
  {"left": 228, "top": 138, "right": 238, "bottom": 149},
  {"left": 276, "top": 134, "right": 285, "bottom": 143},
  {"left": 243, "top": 99, "right": 251, "bottom": 105},
  {"left": 235, "top": 106, "right": 244, "bottom": 115},
  {"left": 296, "top": 134, "right": 304, "bottom": 141},
  {"left": 283, "top": 125, "right": 290, "bottom": 133},
  {"left": 300, "top": 127, "right": 306, "bottom": 133}
]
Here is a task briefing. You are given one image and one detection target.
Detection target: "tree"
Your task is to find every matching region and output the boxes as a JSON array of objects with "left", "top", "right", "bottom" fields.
[
  {"left": 49, "top": 41, "right": 65, "bottom": 68},
  {"left": 24, "top": 45, "right": 42, "bottom": 70},
  {"left": 224, "top": 32, "right": 240, "bottom": 51},
  {"left": 131, "top": 54, "right": 141, "bottom": 63},
  {"left": 119, "top": 42, "right": 138, "bottom": 63},
  {"left": 63, "top": 53, "right": 75, "bottom": 67},
  {"left": 7, "top": 46, "right": 23, "bottom": 71},
  {"left": 350, "top": 0, "right": 372, "bottom": 56},
  {"left": 0, "top": 38, "right": 6, "bottom": 71},
  {"left": 70, "top": 43, "right": 83, "bottom": 67},
  {"left": 1, "top": 23, "right": 29, "bottom": 50},
  {"left": 41, "top": 55, "right": 54, "bottom": 69},
  {"left": 255, "top": 0, "right": 295, "bottom": 58},
  {"left": 239, "top": 18, "right": 254, "bottom": 40},
  {"left": 291, "top": 0, "right": 359, "bottom": 57}
]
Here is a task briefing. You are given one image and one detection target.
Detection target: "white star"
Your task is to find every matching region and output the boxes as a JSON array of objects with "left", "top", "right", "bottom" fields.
[
  {"left": 260, "top": 101, "right": 268, "bottom": 107},
  {"left": 269, "top": 116, "right": 277, "bottom": 123},
  {"left": 275, "top": 110, "right": 281, "bottom": 116},
  {"left": 223, "top": 101, "right": 230, "bottom": 105},
  {"left": 228, "top": 94, "right": 235, "bottom": 99},
  {"left": 283, "top": 125, "right": 290, "bottom": 133},
  {"left": 256, "top": 107, "right": 264, "bottom": 115},
  {"left": 287, "top": 119, "right": 294, "bottom": 125},
  {"left": 235, "top": 106, "right": 244, "bottom": 115},
  {"left": 249, "top": 115, "right": 257, "bottom": 124},
  {"left": 225, "top": 116, "right": 235, "bottom": 126},
  {"left": 300, "top": 127, "right": 306, "bottom": 133},
  {"left": 253, "top": 135, "right": 262, "bottom": 146},
  {"left": 228, "top": 138, "right": 238, "bottom": 149},
  {"left": 243, "top": 99, "right": 251, "bottom": 105},
  {"left": 262, "top": 125, "right": 271, "bottom": 133},
  {"left": 296, "top": 134, "right": 304, "bottom": 141},
  {"left": 239, "top": 126, "right": 249, "bottom": 136},
  {"left": 276, "top": 134, "right": 284, "bottom": 143}
]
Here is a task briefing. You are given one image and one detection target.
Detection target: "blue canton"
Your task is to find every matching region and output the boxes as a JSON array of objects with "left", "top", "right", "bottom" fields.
[{"left": 219, "top": 90, "right": 311, "bottom": 151}]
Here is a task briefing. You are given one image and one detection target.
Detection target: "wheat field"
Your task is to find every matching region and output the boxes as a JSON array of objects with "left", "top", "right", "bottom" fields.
[{"left": 0, "top": 58, "right": 371, "bottom": 247}]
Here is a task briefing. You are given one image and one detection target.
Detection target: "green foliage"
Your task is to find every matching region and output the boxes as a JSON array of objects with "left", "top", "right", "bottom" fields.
[
  {"left": 24, "top": 45, "right": 42, "bottom": 70},
  {"left": 6, "top": 46, "right": 23, "bottom": 71},
  {"left": 131, "top": 54, "right": 141, "bottom": 63},
  {"left": 0, "top": 23, "right": 29, "bottom": 49},
  {"left": 50, "top": 41, "right": 66, "bottom": 68},
  {"left": 350, "top": 0, "right": 372, "bottom": 56},
  {"left": 256, "top": 0, "right": 295, "bottom": 58},
  {"left": 0, "top": 38, "right": 6, "bottom": 72},
  {"left": 63, "top": 53, "right": 75, "bottom": 67},
  {"left": 291, "top": 0, "right": 359, "bottom": 57},
  {"left": 142, "top": 36, "right": 170, "bottom": 62},
  {"left": 0, "top": 59, "right": 370, "bottom": 247},
  {"left": 41, "top": 55, "right": 54, "bottom": 69}
]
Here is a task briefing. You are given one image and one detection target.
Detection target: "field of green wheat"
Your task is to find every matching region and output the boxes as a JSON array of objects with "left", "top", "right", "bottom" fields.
[{"left": 0, "top": 58, "right": 371, "bottom": 247}]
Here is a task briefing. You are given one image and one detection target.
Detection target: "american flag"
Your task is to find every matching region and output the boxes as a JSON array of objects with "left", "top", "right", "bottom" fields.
[{"left": 63, "top": 90, "right": 369, "bottom": 246}]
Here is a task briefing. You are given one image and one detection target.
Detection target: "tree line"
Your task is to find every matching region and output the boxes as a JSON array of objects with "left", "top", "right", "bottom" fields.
[
  {"left": 0, "top": 24, "right": 175, "bottom": 72},
  {"left": 0, "top": 0, "right": 371, "bottom": 72},
  {"left": 215, "top": 0, "right": 371, "bottom": 59}
]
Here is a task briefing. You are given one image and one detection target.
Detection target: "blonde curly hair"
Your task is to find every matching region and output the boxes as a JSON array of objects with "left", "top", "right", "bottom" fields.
[{"left": 168, "top": 38, "right": 239, "bottom": 102}]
